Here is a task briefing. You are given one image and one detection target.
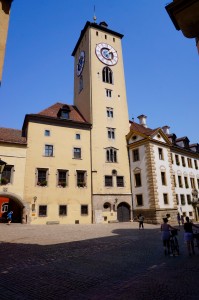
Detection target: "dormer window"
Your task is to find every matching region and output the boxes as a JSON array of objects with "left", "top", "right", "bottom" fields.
[{"left": 57, "top": 105, "right": 70, "bottom": 120}]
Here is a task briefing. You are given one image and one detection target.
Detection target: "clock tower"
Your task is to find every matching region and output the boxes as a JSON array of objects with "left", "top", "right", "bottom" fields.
[{"left": 72, "top": 21, "right": 132, "bottom": 223}]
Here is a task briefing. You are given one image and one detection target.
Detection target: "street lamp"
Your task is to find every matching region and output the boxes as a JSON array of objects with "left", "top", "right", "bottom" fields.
[{"left": 0, "top": 159, "right": 7, "bottom": 184}]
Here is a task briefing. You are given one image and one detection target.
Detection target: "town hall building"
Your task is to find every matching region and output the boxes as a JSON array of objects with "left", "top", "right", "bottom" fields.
[{"left": 0, "top": 20, "right": 199, "bottom": 225}]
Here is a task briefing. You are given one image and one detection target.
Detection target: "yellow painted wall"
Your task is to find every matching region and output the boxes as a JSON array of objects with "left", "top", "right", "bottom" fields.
[
  {"left": 23, "top": 122, "right": 92, "bottom": 224},
  {"left": 0, "top": 142, "right": 26, "bottom": 199}
]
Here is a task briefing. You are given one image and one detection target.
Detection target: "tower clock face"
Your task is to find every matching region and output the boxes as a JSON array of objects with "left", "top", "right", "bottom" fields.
[
  {"left": 76, "top": 51, "right": 85, "bottom": 76},
  {"left": 95, "top": 43, "right": 118, "bottom": 66}
]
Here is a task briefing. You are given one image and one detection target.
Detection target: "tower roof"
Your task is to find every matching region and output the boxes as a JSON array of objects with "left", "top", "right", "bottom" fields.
[{"left": 72, "top": 21, "right": 124, "bottom": 56}]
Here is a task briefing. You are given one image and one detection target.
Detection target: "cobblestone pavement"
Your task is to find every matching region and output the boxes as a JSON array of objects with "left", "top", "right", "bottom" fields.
[{"left": 0, "top": 222, "right": 199, "bottom": 300}]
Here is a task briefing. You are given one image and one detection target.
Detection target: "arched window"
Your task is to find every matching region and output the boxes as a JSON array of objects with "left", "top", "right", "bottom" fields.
[
  {"left": 102, "top": 67, "right": 113, "bottom": 84},
  {"left": 106, "top": 148, "right": 117, "bottom": 163}
]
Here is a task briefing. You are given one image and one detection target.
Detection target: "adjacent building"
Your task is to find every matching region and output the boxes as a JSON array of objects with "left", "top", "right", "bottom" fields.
[{"left": 127, "top": 115, "right": 199, "bottom": 224}]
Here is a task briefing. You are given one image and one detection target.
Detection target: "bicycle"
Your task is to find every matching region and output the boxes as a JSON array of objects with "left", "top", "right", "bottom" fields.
[{"left": 169, "top": 229, "right": 179, "bottom": 256}]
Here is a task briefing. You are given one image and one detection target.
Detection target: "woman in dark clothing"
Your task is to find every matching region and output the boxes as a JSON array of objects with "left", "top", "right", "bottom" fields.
[{"left": 184, "top": 216, "right": 199, "bottom": 256}]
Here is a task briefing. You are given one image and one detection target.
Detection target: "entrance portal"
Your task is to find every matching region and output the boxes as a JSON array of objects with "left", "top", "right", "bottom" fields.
[
  {"left": 117, "top": 202, "right": 130, "bottom": 222},
  {"left": 0, "top": 193, "right": 26, "bottom": 223}
]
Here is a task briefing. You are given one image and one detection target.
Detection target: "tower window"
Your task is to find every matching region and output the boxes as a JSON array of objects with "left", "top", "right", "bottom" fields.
[
  {"left": 102, "top": 67, "right": 113, "bottom": 84},
  {"left": 105, "top": 34, "right": 107, "bottom": 39},
  {"left": 107, "top": 128, "right": 115, "bottom": 139},
  {"left": 45, "top": 130, "right": 50, "bottom": 136},
  {"left": 106, "top": 107, "right": 113, "bottom": 118},
  {"left": 106, "top": 148, "right": 117, "bottom": 163},
  {"left": 113, "top": 37, "right": 115, "bottom": 42},
  {"left": 106, "top": 89, "right": 112, "bottom": 97},
  {"left": 79, "top": 75, "right": 83, "bottom": 93},
  {"left": 96, "top": 31, "right": 98, "bottom": 36}
]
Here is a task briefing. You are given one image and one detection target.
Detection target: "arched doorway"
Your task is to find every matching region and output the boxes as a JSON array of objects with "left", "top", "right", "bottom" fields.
[
  {"left": 117, "top": 202, "right": 130, "bottom": 222},
  {"left": 0, "top": 192, "right": 27, "bottom": 223}
]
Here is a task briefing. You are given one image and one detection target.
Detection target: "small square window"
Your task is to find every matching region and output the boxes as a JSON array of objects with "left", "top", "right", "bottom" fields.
[
  {"left": 76, "top": 134, "right": 81, "bottom": 140},
  {"left": 45, "top": 130, "right": 50, "bottom": 136}
]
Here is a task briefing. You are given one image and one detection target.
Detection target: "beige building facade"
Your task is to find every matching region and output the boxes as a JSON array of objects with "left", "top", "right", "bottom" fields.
[{"left": 0, "top": 0, "right": 13, "bottom": 84}]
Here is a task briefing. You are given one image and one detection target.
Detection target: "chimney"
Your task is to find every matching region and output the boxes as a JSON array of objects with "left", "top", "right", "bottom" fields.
[
  {"left": 137, "top": 115, "right": 147, "bottom": 128},
  {"left": 162, "top": 125, "right": 170, "bottom": 135}
]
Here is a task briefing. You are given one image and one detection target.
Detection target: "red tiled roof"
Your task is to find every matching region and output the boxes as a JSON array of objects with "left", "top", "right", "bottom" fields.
[
  {"left": 130, "top": 122, "right": 158, "bottom": 136},
  {"left": 0, "top": 128, "right": 26, "bottom": 144},
  {"left": 38, "top": 102, "right": 88, "bottom": 123}
]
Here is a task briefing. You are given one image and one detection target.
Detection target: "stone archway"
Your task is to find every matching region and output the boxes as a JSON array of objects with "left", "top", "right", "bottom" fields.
[
  {"left": 117, "top": 202, "right": 131, "bottom": 222},
  {"left": 0, "top": 192, "right": 29, "bottom": 224}
]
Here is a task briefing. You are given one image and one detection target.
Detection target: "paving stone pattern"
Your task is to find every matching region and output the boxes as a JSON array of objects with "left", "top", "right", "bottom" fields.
[{"left": 0, "top": 222, "right": 199, "bottom": 300}]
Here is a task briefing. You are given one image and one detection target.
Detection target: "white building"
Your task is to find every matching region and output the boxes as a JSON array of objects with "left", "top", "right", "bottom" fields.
[{"left": 127, "top": 115, "right": 199, "bottom": 224}]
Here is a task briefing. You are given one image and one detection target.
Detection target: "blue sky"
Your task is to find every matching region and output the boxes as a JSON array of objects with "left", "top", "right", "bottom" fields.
[{"left": 0, "top": 0, "right": 198, "bottom": 143}]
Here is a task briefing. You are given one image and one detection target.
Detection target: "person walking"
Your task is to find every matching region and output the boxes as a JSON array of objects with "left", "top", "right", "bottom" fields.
[
  {"left": 7, "top": 211, "right": 13, "bottom": 225},
  {"left": 161, "top": 217, "right": 177, "bottom": 256},
  {"left": 138, "top": 213, "right": 144, "bottom": 229},
  {"left": 177, "top": 213, "right": 181, "bottom": 226},
  {"left": 181, "top": 215, "right": 184, "bottom": 225},
  {"left": 184, "top": 216, "right": 199, "bottom": 256}
]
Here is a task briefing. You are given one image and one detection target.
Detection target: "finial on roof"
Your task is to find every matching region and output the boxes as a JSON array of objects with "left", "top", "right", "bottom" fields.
[{"left": 93, "top": 5, "right": 97, "bottom": 23}]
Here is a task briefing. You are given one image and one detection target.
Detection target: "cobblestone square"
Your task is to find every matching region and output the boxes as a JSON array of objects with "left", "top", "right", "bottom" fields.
[{"left": 0, "top": 222, "right": 199, "bottom": 300}]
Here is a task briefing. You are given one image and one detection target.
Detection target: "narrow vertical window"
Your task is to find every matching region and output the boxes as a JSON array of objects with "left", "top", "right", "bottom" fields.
[
  {"left": 133, "top": 149, "right": 139, "bottom": 162},
  {"left": 161, "top": 172, "right": 166, "bottom": 185},
  {"left": 76, "top": 170, "right": 86, "bottom": 187},
  {"left": 102, "top": 67, "right": 113, "bottom": 84},
  {"left": 107, "top": 128, "right": 115, "bottom": 139},
  {"left": 163, "top": 194, "right": 169, "bottom": 205},
  {"left": 106, "top": 107, "right": 113, "bottom": 118},
  {"left": 158, "top": 148, "right": 164, "bottom": 160},
  {"left": 135, "top": 173, "right": 142, "bottom": 187}
]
